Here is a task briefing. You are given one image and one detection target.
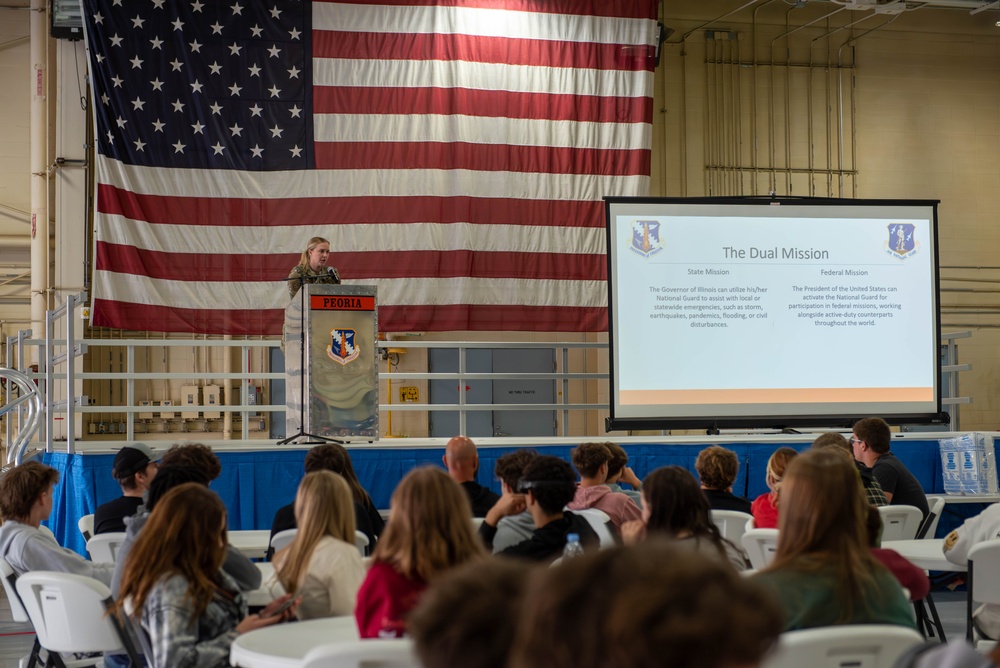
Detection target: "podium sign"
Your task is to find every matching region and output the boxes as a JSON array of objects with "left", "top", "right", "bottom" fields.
[{"left": 285, "top": 285, "right": 378, "bottom": 440}]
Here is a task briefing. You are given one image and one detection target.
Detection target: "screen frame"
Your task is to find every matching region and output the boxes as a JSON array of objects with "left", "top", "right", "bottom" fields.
[{"left": 604, "top": 195, "right": 945, "bottom": 432}]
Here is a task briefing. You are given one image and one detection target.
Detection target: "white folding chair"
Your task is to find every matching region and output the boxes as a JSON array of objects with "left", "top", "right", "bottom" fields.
[
  {"left": 967, "top": 538, "right": 1000, "bottom": 651},
  {"left": 15, "top": 571, "right": 143, "bottom": 667},
  {"left": 355, "top": 529, "right": 371, "bottom": 556},
  {"left": 711, "top": 510, "right": 753, "bottom": 547},
  {"left": 300, "top": 639, "right": 418, "bottom": 668},
  {"left": 741, "top": 528, "right": 779, "bottom": 570},
  {"left": 877, "top": 505, "right": 923, "bottom": 542},
  {"left": 86, "top": 532, "right": 127, "bottom": 564},
  {"left": 570, "top": 508, "right": 616, "bottom": 548},
  {"left": 918, "top": 497, "right": 945, "bottom": 539},
  {"left": 0, "top": 557, "right": 43, "bottom": 668},
  {"left": 77, "top": 515, "right": 94, "bottom": 542},
  {"left": 270, "top": 528, "right": 297, "bottom": 553},
  {"left": 762, "top": 624, "right": 924, "bottom": 668}
]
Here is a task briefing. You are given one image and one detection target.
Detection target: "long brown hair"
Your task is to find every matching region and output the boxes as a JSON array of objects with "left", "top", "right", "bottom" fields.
[
  {"left": 643, "top": 466, "right": 732, "bottom": 562},
  {"left": 276, "top": 471, "right": 356, "bottom": 593},
  {"left": 113, "top": 484, "right": 228, "bottom": 620},
  {"left": 305, "top": 443, "right": 372, "bottom": 507},
  {"left": 371, "top": 467, "right": 484, "bottom": 582},
  {"left": 763, "top": 448, "right": 884, "bottom": 621}
]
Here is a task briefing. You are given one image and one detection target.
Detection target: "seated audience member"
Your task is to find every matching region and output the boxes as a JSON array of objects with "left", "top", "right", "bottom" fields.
[
  {"left": 852, "top": 417, "right": 929, "bottom": 520},
  {"left": 270, "top": 444, "right": 384, "bottom": 553},
  {"left": 753, "top": 449, "right": 916, "bottom": 631},
  {"left": 866, "top": 505, "right": 929, "bottom": 601},
  {"left": 480, "top": 455, "right": 599, "bottom": 562},
  {"left": 159, "top": 442, "right": 222, "bottom": 479},
  {"left": 488, "top": 449, "right": 538, "bottom": 554},
  {"left": 508, "top": 541, "right": 782, "bottom": 668},
  {"left": 812, "top": 432, "right": 888, "bottom": 506},
  {"left": 111, "top": 463, "right": 260, "bottom": 599},
  {"left": 269, "top": 471, "right": 365, "bottom": 619},
  {"left": 750, "top": 447, "right": 798, "bottom": 529},
  {"left": 943, "top": 499, "right": 1000, "bottom": 639},
  {"left": 602, "top": 442, "right": 642, "bottom": 504},
  {"left": 355, "top": 467, "right": 484, "bottom": 639},
  {"left": 0, "top": 461, "right": 114, "bottom": 585},
  {"left": 566, "top": 442, "right": 641, "bottom": 532},
  {"left": 622, "top": 466, "right": 747, "bottom": 571},
  {"left": 410, "top": 558, "right": 531, "bottom": 668},
  {"left": 114, "top": 484, "right": 297, "bottom": 668},
  {"left": 94, "top": 443, "right": 158, "bottom": 535},
  {"left": 442, "top": 436, "right": 499, "bottom": 517},
  {"left": 695, "top": 445, "right": 752, "bottom": 514}
]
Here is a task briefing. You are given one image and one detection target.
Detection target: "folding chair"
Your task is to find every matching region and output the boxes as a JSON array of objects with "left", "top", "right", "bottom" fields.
[
  {"left": 741, "top": 528, "right": 779, "bottom": 570},
  {"left": 0, "top": 556, "right": 42, "bottom": 668},
  {"left": 711, "top": 510, "right": 753, "bottom": 547},
  {"left": 761, "top": 624, "right": 924, "bottom": 668},
  {"left": 300, "top": 639, "right": 418, "bottom": 668},
  {"left": 877, "top": 505, "right": 923, "bottom": 541},
  {"left": 85, "top": 532, "right": 127, "bottom": 564},
  {"left": 916, "top": 497, "right": 945, "bottom": 539},
  {"left": 355, "top": 530, "right": 371, "bottom": 556},
  {"left": 966, "top": 538, "right": 1000, "bottom": 651},
  {"left": 570, "top": 508, "right": 617, "bottom": 548},
  {"left": 269, "top": 528, "right": 297, "bottom": 554},
  {"left": 15, "top": 571, "right": 143, "bottom": 668},
  {"left": 77, "top": 516, "right": 94, "bottom": 543}
]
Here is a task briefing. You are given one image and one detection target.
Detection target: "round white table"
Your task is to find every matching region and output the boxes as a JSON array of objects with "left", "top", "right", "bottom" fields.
[
  {"left": 881, "top": 538, "right": 966, "bottom": 572},
  {"left": 230, "top": 616, "right": 359, "bottom": 668}
]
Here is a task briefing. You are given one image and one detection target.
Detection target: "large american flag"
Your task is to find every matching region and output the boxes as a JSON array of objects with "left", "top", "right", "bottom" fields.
[{"left": 84, "top": 0, "right": 657, "bottom": 335}]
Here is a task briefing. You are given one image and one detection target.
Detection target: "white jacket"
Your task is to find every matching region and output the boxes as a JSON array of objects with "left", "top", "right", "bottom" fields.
[
  {"left": 943, "top": 502, "right": 1000, "bottom": 638},
  {"left": 269, "top": 536, "right": 365, "bottom": 620}
]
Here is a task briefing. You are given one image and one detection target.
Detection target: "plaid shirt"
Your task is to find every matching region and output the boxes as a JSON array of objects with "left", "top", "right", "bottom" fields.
[
  {"left": 859, "top": 464, "right": 889, "bottom": 506},
  {"left": 140, "top": 571, "right": 246, "bottom": 668}
]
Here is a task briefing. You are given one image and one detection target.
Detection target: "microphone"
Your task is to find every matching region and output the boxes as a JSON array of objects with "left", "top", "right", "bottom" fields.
[{"left": 327, "top": 266, "right": 341, "bottom": 284}]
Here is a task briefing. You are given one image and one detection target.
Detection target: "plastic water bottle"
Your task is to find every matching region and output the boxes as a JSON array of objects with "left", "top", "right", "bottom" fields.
[{"left": 562, "top": 533, "right": 584, "bottom": 559}]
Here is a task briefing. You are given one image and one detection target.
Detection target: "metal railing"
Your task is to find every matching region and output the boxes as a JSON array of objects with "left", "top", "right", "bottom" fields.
[
  {"left": 1, "top": 367, "right": 42, "bottom": 466},
  {"left": 2, "top": 292, "right": 610, "bottom": 450},
  {"left": 0, "top": 291, "right": 974, "bottom": 452}
]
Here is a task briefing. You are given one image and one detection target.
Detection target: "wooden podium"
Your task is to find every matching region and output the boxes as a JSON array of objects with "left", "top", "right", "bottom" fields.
[{"left": 284, "top": 285, "right": 378, "bottom": 441}]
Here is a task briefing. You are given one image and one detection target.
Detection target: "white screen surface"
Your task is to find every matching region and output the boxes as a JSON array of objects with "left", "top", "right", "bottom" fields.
[{"left": 606, "top": 199, "right": 941, "bottom": 428}]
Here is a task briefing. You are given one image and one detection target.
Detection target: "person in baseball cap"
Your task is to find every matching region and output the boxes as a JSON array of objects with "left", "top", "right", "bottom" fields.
[{"left": 93, "top": 443, "right": 158, "bottom": 535}]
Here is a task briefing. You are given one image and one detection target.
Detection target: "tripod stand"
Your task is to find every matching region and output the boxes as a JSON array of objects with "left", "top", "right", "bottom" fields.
[{"left": 278, "top": 273, "right": 341, "bottom": 445}]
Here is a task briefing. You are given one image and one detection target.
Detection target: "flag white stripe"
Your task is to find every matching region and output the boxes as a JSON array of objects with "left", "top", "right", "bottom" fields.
[
  {"left": 314, "top": 58, "right": 653, "bottom": 99},
  {"left": 313, "top": 113, "right": 651, "bottom": 149},
  {"left": 96, "top": 157, "right": 649, "bottom": 201},
  {"left": 96, "top": 215, "right": 607, "bottom": 255},
  {"left": 314, "top": 3, "right": 655, "bottom": 46},
  {"left": 92, "top": 272, "right": 607, "bottom": 310}
]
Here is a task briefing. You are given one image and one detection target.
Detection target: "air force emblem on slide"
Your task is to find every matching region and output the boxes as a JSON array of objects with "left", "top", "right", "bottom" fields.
[
  {"left": 327, "top": 328, "right": 359, "bottom": 365},
  {"left": 884, "top": 223, "right": 918, "bottom": 260},
  {"left": 629, "top": 220, "right": 664, "bottom": 259}
]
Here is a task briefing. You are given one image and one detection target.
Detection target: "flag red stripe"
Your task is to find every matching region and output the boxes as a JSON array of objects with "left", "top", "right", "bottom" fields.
[
  {"left": 95, "top": 242, "right": 607, "bottom": 281},
  {"left": 313, "top": 30, "right": 655, "bottom": 72},
  {"left": 313, "top": 142, "right": 650, "bottom": 176},
  {"left": 313, "top": 86, "right": 653, "bottom": 124},
  {"left": 314, "top": 0, "right": 657, "bottom": 21},
  {"left": 91, "top": 300, "right": 608, "bottom": 335},
  {"left": 96, "top": 185, "right": 605, "bottom": 228}
]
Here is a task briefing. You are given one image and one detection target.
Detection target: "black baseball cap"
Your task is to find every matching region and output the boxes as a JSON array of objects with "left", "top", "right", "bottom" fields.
[{"left": 113, "top": 443, "right": 157, "bottom": 479}]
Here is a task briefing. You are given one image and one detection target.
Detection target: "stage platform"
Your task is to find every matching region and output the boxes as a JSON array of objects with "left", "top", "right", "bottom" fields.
[{"left": 37, "top": 433, "right": 984, "bottom": 556}]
